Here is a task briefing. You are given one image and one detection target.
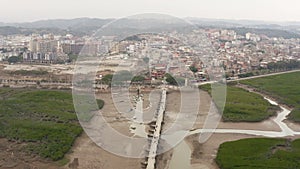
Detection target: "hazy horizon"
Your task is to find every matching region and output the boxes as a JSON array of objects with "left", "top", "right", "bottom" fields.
[
  {"left": 0, "top": 0, "right": 299, "bottom": 23},
  {"left": 2, "top": 16, "right": 300, "bottom": 24}
]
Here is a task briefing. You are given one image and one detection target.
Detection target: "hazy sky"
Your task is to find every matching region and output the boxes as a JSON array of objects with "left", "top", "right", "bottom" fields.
[{"left": 1, "top": 0, "right": 300, "bottom": 22}]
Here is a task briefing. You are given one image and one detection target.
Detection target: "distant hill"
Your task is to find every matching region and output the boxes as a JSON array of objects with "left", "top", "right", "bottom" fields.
[
  {"left": 186, "top": 17, "right": 300, "bottom": 27},
  {"left": 0, "top": 17, "right": 299, "bottom": 38},
  {"left": 187, "top": 18, "right": 300, "bottom": 38},
  {"left": 0, "top": 26, "right": 68, "bottom": 36},
  {"left": 0, "top": 18, "right": 113, "bottom": 36},
  {"left": 5, "top": 18, "right": 113, "bottom": 29},
  {"left": 231, "top": 27, "right": 300, "bottom": 39}
]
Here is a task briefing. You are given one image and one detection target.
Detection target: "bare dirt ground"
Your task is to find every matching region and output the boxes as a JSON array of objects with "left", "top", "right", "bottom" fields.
[
  {"left": 185, "top": 133, "right": 255, "bottom": 169},
  {"left": 285, "top": 121, "right": 300, "bottom": 132},
  {"left": 65, "top": 132, "right": 142, "bottom": 169},
  {"left": 96, "top": 92, "right": 134, "bottom": 137},
  {"left": 0, "top": 138, "right": 60, "bottom": 169},
  {"left": 217, "top": 120, "right": 281, "bottom": 132},
  {"left": 1, "top": 63, "right": 74, "bottom": 75},
  {"left": 64, "top": 91, "right": 149, "bottom": 169}
]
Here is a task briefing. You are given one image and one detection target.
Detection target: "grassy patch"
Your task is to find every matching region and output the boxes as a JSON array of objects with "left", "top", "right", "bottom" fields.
[
  {"left": 240, "top": 72, "right": 300, "bottom": 122},
  {"left": 73, "top": 94, "right": 105, "bottom": 122},
  {"left": 200, "top": 84, "right": 279, "bottom": 122},
  {"left": 10, "top": 69, "right": 49, "bottom": 76},
  {"left": 216, "top": 138, "right": 300, "bottom": 169},
  {"left": 56, "top": 157, "right": 70, "bottom": 166},
  {"left": 0, "top": 88, "right": 85, "bottom": 161}
]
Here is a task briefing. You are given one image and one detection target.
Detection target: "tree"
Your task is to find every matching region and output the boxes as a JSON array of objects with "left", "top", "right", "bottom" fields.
[
  {"left": 231, "top": 70, "right": 235, "bottom": 77},
  {"left": 267, "top": 60, "right": 300, "bottom": 72},
  {"left": 68, "top": 54, "right": 78, "bottom": 62},
  {"left": 165, "top": 73, "right": 176, "bottom": 85},
  {"left": 189, "top": 66, "right": 198, "bottom": 74},
  {"left": 8, "top": 56, "right": 20, "bottom": 64},
  {"left": 131, "top": 75, "right": 145, "bottom": 83},
  {"left": 96, "top": 99, "right": 104, "bottom": 109},
  {"left": 165, "top": 73, "right": 185, "bottom": 86},
  {"left": 101, "top": 74, "right": 113, "bottom": 86}
]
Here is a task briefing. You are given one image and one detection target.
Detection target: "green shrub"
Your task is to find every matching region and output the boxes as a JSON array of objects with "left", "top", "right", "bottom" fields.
[
  {"left": 241, "top": 72, "right": 300, "bottom": 122},
  {"left": 0, "top": 89, "right": 83, "bottom": 161},
  {"left": 200, "top": 84, "right": 279, "bottom": 122},
  {"left": 217, "top": 138, "right": 300, "bottom": 169},
  {"left": 96, "top": 99, "right": 104, "bottom": 109}
]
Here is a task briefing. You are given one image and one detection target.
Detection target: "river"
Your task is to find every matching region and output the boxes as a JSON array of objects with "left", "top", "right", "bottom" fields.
[{"left": 166, "top": 96, "right": 300, "bottom": 169}]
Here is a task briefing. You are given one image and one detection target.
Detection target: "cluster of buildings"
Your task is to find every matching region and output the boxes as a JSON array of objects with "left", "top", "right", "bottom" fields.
[
  {"left": 206, "top": 29, "right": 300, "bottom": 75},
  {"left": 100, "top": 33, "right": 211, "bottom": 83},
  {"left": 0, "top": 33, "right": 100, "bottom": 63},
  {"left": 97, "top": 29, "right": 300, "bottom": 83},
  {"left": 0, "top": 28, "right": 300, "bottom": 79}
]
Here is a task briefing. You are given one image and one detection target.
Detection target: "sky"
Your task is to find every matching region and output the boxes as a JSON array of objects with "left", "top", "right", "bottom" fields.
[{"left": 0, "top": 0, "right": 300, "bottom": 22}]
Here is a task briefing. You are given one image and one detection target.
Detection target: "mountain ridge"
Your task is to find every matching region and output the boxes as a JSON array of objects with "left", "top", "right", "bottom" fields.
[{"left": 0, "top": 17, "right": 299, "bottom": 38}]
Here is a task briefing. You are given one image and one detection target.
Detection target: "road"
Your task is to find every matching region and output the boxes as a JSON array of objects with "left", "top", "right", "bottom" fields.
[
  {"left": 195, "top": 69, "right": 300, "bottom": 86},
  {"left": 229, "top": 69, "right": 300, "bottom": 82}
]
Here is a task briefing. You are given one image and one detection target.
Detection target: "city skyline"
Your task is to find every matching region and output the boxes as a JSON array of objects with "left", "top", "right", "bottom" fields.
[{"left": 0, "top": 0, "right": 300, "bottom": 23}]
